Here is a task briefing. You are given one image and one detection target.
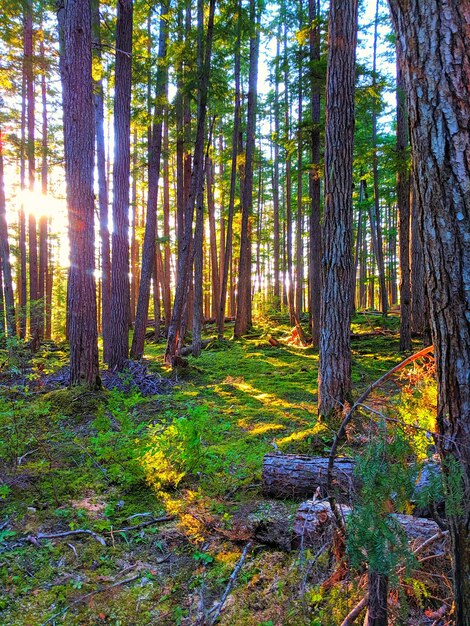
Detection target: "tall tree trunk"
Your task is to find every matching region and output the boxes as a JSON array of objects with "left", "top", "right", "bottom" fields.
[
  {"left": 370, "top": 0, "right": 388, "bottom": 316},
  {"left": 130, "top": 128, "right": 138, "bottom": 323},
  {"left": 130, "top": 1, "right": 168, "bottom": 361},
  {"left": 388, "top": 2, "right": 470, "bottom": 622},
  {"left": 58, "top": 0, "right": 99, "bottom": 387},
  {"left": 217, "top": 1, "right": 241, "bottom": 339},
  {"left": 39, "top": 29, "right": 48, "bottom": 341},
  {"left": 165, "top": 0, "right": 215, "bottom": 365},
  {"left": 18, "top": 69, "right": 27, "bottom": 339},
  {"left": 25, "top": 0, "right": 39, "bottom": 349},
  {"left": 234, "top": 0, "right": 259, "bottom": 338},
  {"left": 162, "top": 111, "right": 172, "bottom": 328},
  {"left": 108, "top": 0, "right": 133, "bottom": 370},
  {"left": 273, "top": 31, "right": 281, "bottom": 305},
  {"left": 309, "top": 0, "right": 321, "bottom": 347},
  {"left": 396, "top": 42, "right": 411, "bottom": 352},
  {"left": 353, "top": 177, "right": 366, "bottom": 311},
  {"left": 295, "top": 11, "right": 304, "bottom": 319},
  {"left": 91, "top": 0, "right": 111, "bottom": 362},
  {"left": 206, "top": 156, "right": 219, "bottom": 320},
  {"left": 318, "top": 0, "right": 358, "bottom": 418},
  {"left": 0, "top": 125, "right": 16, "bottom": 336}
]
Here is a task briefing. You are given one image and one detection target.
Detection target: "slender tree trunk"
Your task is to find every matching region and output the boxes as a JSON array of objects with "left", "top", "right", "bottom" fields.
[
  {"left": 295, "top": 13, "right": 304, "bottom": 319},
  {"left": 234, "top": 0, "right": 259, "bottom": 338},
  {"left": 206, "top": 156, "right": 219, "bottom": 319},
  {"left": 130, "top": 128, "right": 138, "bottom": 323},
  {"left": 396, "top": 43, "right": 411, "bottom": 352},
  {"left": 130, "top": 1, "right": 168, "bottom": 360},
  {"left": 91, "top": 0, "right": 111, "bottom": 361},
  {"left": 0, "top": 125, "right": 16, "bottom": 336},
  {"left": 59, "top": 0, "right": 99, "bottom": 387},
  {"left": 165, "top": 0, "right": 215, "bottom": 365},
  {"left": 38, "top": 30, "right": 48, "bottom": 340},
  {"left": 18, "top": 69, "right": 27, "bottom": 339},
  {"left": 366, "top": 571, "right": 388, "bottom": 626},
  {"left": 273, "top": 31, "right": 281, "bottom": 305},
  {"left": 162, "top": 112, "right": 172, "bottom": 328},
  {"left": 410, "top": 173, "right": 426, "bottom": 335},
  {"left": 353, "top": 177, "right": 366, "bottom": 311},
  {"left": 108, "top": 0, "right": 133, "bottom": 370},
  {"left": 318, "top": 0, "right": 358, "bottom": 418},
  {"left": 388, "top": 2, "right": 470, "bottom": 622},
  {"left": 371, "top": 0, "right": 388, "bottom": 316},
  {"left": 25, "top": 1, "right": 39, "bottom": 349},
  {"left": 309, "top": 0, "right": 321, "bottom": 346},
  {"left": 217, "top": 0, "right": 241, "bottom": 339}
]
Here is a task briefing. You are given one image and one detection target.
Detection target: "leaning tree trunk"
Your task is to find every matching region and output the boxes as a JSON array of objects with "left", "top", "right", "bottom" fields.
[
  {"left": 388, "top": 2, "right": 470, "bottom": 623},
  {"left": 318, "top": 0, "right": 359, "bottom": 417},
  {"left": 58, "top": 0, "right": 99, "bottom": 387},
  {"left": 108, "top": 0, "right": 133, "bottom": 371}
]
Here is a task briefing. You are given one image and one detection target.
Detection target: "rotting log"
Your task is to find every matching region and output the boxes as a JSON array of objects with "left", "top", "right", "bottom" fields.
[
  {"left": 262, "top": 454, "right": 358, "bottom": 500},
  {"left": 293, "top": 500, "right": 449, "bottom": 554}
]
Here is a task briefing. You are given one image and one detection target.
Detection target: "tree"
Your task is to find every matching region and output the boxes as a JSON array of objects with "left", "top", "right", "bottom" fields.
[
  {"left": 388, "top": 1, "right": 470, "bottom": 623},
  {"left": 0, "top": 123, "right": 16, "bottom": 336},
  {"left": 318, "top": 0, "right": 358, "bottom": 417},
  {"left": 396, "top": 40, "right": 411, "bottom": 352},
  {"left": 58, "top": 0, "right": 99, "bottom": 387},
  {"left": 130, "top": 0, "right": 168, "bottom": 361},
  {"left": 108, "top": 0, "right": 133, "bottom": 371}
]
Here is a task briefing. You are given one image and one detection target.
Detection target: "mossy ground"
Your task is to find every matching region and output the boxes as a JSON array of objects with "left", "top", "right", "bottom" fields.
[{"left": 0, "top": 314, "right": 422, "bottom": 625}]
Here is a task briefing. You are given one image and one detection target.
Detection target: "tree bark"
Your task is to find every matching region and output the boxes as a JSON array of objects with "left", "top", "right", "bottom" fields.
[
  {"left": 130, "top": 1, "right": 168, "bottom": 361},
  {"left": 0, "top": 124, "right": 16, "bottom": 336},
  {"left": 59, "top": 0, "right": 99, "bottom": 387},
  {"left": 234, "top": 0, "right": 259, "bottom": 338},
  {"left": 387, "top": 2, "right": 470, "bottom": 622},
  {"left": 165, "top": 0, "right": 215, "bottom": 365},
  {"left": 318, "top": 0, "right": 358, "bottom": 417},
  {"left": 108, "top": 0, "right": 133, "bottom": 370}
]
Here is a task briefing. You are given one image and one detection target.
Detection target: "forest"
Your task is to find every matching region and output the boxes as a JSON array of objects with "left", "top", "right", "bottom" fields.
[{"left": 0, "top": 0, "right": 469, "bottom": 624}]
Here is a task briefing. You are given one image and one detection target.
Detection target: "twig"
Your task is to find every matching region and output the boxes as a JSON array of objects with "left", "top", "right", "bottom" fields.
[
  {"left": 108, "top": 515, "right": 174, "bottom": 534},
  {"left": 17, "top": 448, "right": 39, "bottom": 465},
  {"left": 66, "top": 543, "right": 78, "bottom": 559},
  {"left": 340, "top": 596, "right": 368, "bottom": 626},
  {"left": 40, "top": 573, "right": 141, "bottom": 625},
  {"left": 208, "top": 541, "right": 252, "bottom": 624},
  {"left": 26, "top": 529, "right": 106, "bottom": 546},
  {"left": 327, "top": 345, "right": 434, "bottom": 533}
]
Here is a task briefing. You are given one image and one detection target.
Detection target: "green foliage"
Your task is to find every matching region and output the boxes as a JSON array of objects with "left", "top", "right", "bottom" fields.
[{"left": 347, "top": 429, "right": 416, "bottom": 576}]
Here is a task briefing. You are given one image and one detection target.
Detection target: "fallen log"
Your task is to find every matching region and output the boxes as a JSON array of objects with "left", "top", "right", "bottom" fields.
[
  {"left": 180, "top": 339, "right": 213, "bottom": 356},
  {"left": 262, "top": 454, "right": 443, "bottom": 511},
  {"left": 262, "top": 454, "right": 358, "bottom": 500},
  {"left": 293, "top": 500, "right": 449, "bottom": 554}
]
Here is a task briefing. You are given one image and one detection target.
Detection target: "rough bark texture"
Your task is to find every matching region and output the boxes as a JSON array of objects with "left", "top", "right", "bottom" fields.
[
  {"left": 262, "top": 454, "right": 357, "bottom": 500},
  {"left": 387, "top": 2, "right": 470, "bottom": 622},
  {"left": 108, "top": 0, "right": 133, "bottom": 370},
  {"left": 294, "top": 500, "right": 448, "bottom": 551},
  {"left": 59, "top": 0, "right": 99, "bottom": 387},
  {"left": 318, "top": 0, "right": 358, "bottom": 417},
  {"left": 410, "top": 175, "right": 426, "bottom": 335}
]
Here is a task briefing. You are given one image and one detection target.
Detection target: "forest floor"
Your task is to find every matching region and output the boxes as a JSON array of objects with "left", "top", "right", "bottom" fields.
[{"left": 0, "top": 314, "right": 442, "bottom": 626}]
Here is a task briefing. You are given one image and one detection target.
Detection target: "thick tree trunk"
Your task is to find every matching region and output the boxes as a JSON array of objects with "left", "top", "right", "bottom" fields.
[
  {"left": 130, "top": 1, "right": 168, "bottom": 361},
  {"left": 318, "top": 0, "right": 358, "bottom": 417},
  {"left": 410, "top": 175, "right": 426, "bottom": 336},
  {"left": 387, "top": 2, "right": 470, "bottom": 622},
  {"left": 108, "top": 0, "right": 133, "bottom": 370},
  {"left": 59, "top": 0, "right": 99, "bottom": 387},
  {"left": 396, "top": 44, "right": 411, "bottom": 352}
]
